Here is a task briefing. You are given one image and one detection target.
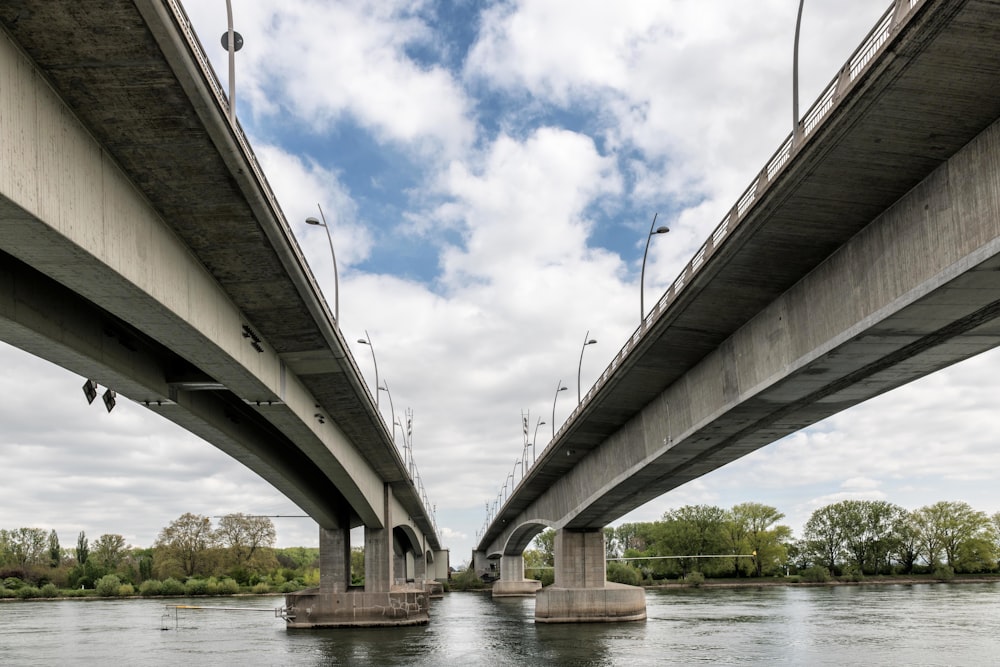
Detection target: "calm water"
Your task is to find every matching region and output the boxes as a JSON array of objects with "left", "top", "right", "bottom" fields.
[{"left": 1, "top": 584, "right": 998, "bottom": 665}]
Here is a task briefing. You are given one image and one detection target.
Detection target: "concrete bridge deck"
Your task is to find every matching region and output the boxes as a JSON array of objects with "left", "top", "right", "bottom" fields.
[{"left": 479, "top": 0, "right": 1000, "bottom": 555}]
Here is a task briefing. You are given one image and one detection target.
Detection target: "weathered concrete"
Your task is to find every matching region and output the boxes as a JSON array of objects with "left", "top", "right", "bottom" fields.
[
  {"left": 535, "top": 584, "right": 646, "bottom": 624},
  {"left": 284, "top": 589, "right": 429, "bottom": 628},
  {"left": 535, "top": 529, "right": 644, "bottom": 623},
  {"left": 491, "top": 555, "right": 541, "bottom": 597},
  {"left": 481, "top": 0, "right": 1000, "bottom": 572},
  {"left": 0, "top": 0, "right": 438, "bottom": 548},
  {"left": 0, "top": 2, "right": 444, "bottom": 631}
]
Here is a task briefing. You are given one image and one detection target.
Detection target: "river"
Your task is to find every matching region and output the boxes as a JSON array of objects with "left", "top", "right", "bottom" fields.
[{"left": 1, "top": 583, "right": 997, "bottom": 665}]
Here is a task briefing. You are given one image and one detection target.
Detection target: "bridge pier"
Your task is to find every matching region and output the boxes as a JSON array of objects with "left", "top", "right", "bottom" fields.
[
  {"left": 491, "top": 554, "right": 542, "bottom": 597},
  {"left": 284, "top": 492, "right": 430, "bottom": 628},
  {"left": 535, "top": 529, "right": 645, "bottom": 623}
]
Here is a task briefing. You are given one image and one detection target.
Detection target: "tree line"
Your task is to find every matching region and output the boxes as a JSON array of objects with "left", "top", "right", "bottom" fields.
[
  {"left": 0, "top": 512, "right": 323, "bottom": 598},
  {"left": 521, "top": 500, "right": 1000, "bottom": 585}
]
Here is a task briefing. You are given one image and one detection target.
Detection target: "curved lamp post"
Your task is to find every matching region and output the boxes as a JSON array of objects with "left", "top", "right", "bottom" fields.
[
  {"left": 793, "top": 0, "right": 805, "bottom": 134},
  {"left": 577, "top": 331, "right": 597, "bottom": 404},
  {"left": 357, "top": 331, "right": 379, "bottom": 408},
  {"left": 640, "top": 213, "right": 670, "bottom": 323},
  {"left": 552, "top": 381, "right": 567, "bottom": 439},
  {"left": 532, "top": 417, "right": 546, "bottom": 465},
  {"left": 221, "top": 0, "right": 243, "bottom": 123},
  {"left": 379, "top": 381, "right": 396, "bottom": 443},
  {"left": 305, "top": 204, "right": 339, "bottom": 328}
]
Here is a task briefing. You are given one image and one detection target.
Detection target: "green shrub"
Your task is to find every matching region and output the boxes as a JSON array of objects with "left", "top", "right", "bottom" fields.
[
  {"left": 39, "top": 583, "right": 59, "bottom": 598},
  {"left": 160, "top": 578, "right": 186, "bottom": 596},
  {"left": 3, "top": 577, "right": 24, "bottom": 590},
  {"left": 801, "top": 566, "right": 831, "bottom": 583},
  {"left": 279, "top": 581, "right": 299, "bottom": 593},
  {"left": 934, "top": 565, "right": 955, "bottom": 581},
  {"left": 841, "top": 565, "right": 865, "bottom": 582},
  {"left": 117, "top": 584, "right": 135, "bottom": 597},
  {"left": 185, "top": 578, "right": 209, "bottom": 596},
  {"left": 0, "top": 587, "right": 11, "bottom": 598},
  {"left": 606, "top": 561, "right": 643, "bottom": 586},
  {"left": 217, "top": 578, "right": 240, "bottom": 595},
  {"left": 684, "top": 571, "right": 705, "bottom": 587},
  {"left": 448, "top": 568, "right": 487, "bottom": 591},
  {"left": 139, "top": 579, "right": 164, "bottom": 596},
  {"left": 251, "top": 582, "right": 270, "bottom": 594},
  {"left": 95, "top": 574, "right": 121, "bottom": 597},
  {"left": 16, "top": 586, "right": 40, "bottom": 599},
  {"left": 63, "top": 588, "right": 89, "bottom": 597}
]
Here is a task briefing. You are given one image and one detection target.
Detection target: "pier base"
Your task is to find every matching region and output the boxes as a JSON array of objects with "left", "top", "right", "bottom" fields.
[
  {"left": 492, "top": 579, "right": 542, "bottom": 597},
  {"left": 535, "top": 583, "right": 646, "bottom": 623},
  {"left": 283, "top": 587, "right": 429, "bottom": 628},
  {"left": 535, "top": 528, "right": 646, "bottom": 623}
]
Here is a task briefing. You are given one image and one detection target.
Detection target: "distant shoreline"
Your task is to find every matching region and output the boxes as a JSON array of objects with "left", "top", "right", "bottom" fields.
[{"left": 646, "top": 574, "right": 1000, "bottom": 590}]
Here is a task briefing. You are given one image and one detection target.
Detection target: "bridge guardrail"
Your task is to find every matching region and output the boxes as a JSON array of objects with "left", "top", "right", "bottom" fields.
[{"left": 482, "top": 0, "right": 924, "bottom": 542}]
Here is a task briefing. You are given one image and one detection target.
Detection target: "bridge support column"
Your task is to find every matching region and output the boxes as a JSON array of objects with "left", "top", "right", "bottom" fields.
[
  {"left": 492, "top": 554, "right": 542, "bottom": 597},
  {"left": 284, "top": 487, "right": 428, "bottom": 627},
  {"left": 535, "top": 528, "right": 645, "bottom": 623}
]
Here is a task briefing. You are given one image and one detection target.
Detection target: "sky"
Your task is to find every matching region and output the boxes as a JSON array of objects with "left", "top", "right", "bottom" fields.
[{"left": 4, "top": 0, "right": 1000, "bottom": 567}]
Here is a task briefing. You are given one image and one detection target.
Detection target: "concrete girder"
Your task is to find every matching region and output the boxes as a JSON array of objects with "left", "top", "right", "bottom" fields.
[
  {"left": 0, "top": 27, "right": 385, "bottom": 529},
  {"left": 483, "top": 98, "right": 1000, "bottom": 556}
]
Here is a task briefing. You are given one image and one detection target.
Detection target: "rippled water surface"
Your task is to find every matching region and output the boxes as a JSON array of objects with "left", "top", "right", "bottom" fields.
[{"left": 1, "top": 583, "right": 998, "bottom": 665}]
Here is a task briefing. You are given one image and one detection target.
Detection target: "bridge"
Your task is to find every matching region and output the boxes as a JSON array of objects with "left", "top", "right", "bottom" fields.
[
  {"left": 0, "top": 1, "right": 445, "bottom": 627},
  {"left": 476, "top": 0, "right": 1000, "bottom": 622}
]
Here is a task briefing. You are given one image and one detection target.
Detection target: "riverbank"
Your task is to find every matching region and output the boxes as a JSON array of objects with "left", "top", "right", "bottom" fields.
[{"left": 647, "top": 573, "right": 1000, "bottom": 589}]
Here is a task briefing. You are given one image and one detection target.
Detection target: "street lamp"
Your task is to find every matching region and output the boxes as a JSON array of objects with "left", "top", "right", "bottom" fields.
[
  {"left": 640, "top": 213, "right": 670, "bottom": 323},
  {"left": 793, "top": 0, "right": 805, "bottom": 135},
  {"left": 577, "top": 331, "right": 597, "bottom": 404},
  {"left": 379, "top": 381, "right": 395, "bottom": 442},
  {"left": 532, "top": 417, "right": 546, "bottom": 465},
  {"left": 220, "top": 0, "right": 243, "bottom": 123},
  {"left": 552, "top": 381, "right": 567, "bottom": 439},
  {"left": 305, "top": 204, "right": 339, "bottom": 328},
  {"left": 357, "top": 330, "right": 379, "bottom": 408}
]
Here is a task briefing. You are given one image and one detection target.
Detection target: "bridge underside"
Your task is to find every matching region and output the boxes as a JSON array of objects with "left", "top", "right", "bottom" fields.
[
  {"left": 506, "top": 108, "right": 1000, "bottom": 539},
  {"left": 481, "top": 0, "right": 1000, "bottom": 559}
]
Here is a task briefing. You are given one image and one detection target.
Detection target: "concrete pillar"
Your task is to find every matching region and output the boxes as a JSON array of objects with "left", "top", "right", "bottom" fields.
[
  {"left": 283, "top": 489, "right": 428, "bottom": 626},
  {"left": 535, "top": 528, "right": 645, "bottom": 623},
  {"left": 500, "top": 554, "right": 524, "bottom": 581},
  {"left": 364, "top": 525, "right": 392, "bottom": 593},
  {"left": 319, "top": 525, "right": 351, "bottom": 594},
  {"left": 553, "top": 529, "right": 606, "bottom": 588},
  {"left": 413, "top": 549, "right": 427, "bottom": 581},
  {"left": 394, "top": 549, "right": 408, "bottom": 584},
  {"left": 472, "top": 550, "right": 495, "bottom": 581},
  {"left": 432, "top": 550, "right": 450, "bottom": 580},
  {"left": 492, "top": 554, "right": 542, "bottom": 597}
]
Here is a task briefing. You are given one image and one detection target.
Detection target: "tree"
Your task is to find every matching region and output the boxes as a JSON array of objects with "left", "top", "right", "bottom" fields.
[
  {"left": 215, "top": 513, "right": 276, "bottom": 571},
  {"left": 891, "top": 511, "right": 922, "bottom": 574},
  {"left": 803, "top": 504, "right": 846, "bottom": 572},
  {"left": 659, "top": 505, "right": 728, "bottom": 575},
  {"left": 603, "top": 527, "right": 619, "bottom": 559},
  {"left": 837, "top": 500, "right": 906, "bottom": 574},
  {"left": 76, "top": 531, "right": 89, "bottom": 566},
  {"left": 154, "top": 513, "right": 216, "bottom": 577},
  {"left": 48, "top": 530, "right": 61, "bottom": 568},
  {"left": 533, "top": 529, "right": 555, "bottom": 567},
  {"left": 915, "top": 501, "right": 994, "bottom": 572},
  {"left": 92, "top": 534, "right": 129, "bottom": 572},
  {"left": 728, "top": 502, "right": 791, "bottom": 577},
  {"left": 5, "top": 528, "right": 48, "bottom": 568}
]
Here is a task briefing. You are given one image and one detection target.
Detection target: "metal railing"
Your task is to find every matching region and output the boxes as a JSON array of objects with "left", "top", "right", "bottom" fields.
[{"left": 481, "top": 0, "right": 925, "bottom": 542}]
